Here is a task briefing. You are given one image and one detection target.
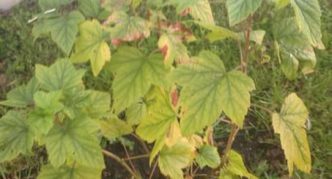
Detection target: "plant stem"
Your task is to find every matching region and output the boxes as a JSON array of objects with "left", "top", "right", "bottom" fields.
[
  {"left": 241, "top": 15, "right": 253, "bottom": 74},
  {"left": 102, "top": 149, "right": 138, "bottom": 178},
  {"left": 223, "top": 124, "right": 240, "bottom": 156},
  {"left": 223, "top": 15, "right": 253, "bottom": 158},
  {"left": 124, "top": 154, "right": 150, "bottom": 161},
  {"left": 122, "top": 143, "right": 138, "bottom": 175},
  {"left": 149, "top": 160, "right": 158, "bottom": 179}
]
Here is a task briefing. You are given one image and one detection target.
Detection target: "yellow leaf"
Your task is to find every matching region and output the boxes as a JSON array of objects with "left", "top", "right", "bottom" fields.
[
  {"left": 272, "top": 93, "right": 311, "bottom": 175},
  {"left": 165, "top": 121, "right": 182, "bottom": 147}
]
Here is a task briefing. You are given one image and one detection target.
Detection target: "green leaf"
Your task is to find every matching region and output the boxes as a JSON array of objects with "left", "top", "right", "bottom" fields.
[
  {"left": 61, "top": 89, "right": 91, "bottom": 119},
  {"left": 150, "top": 137, "right": 166, "bottom": 164},
  {"left": 274, "top": 0, "right": 290, "bottom": 9},
  {"left": 172, "top": 51, "right": 255, "bottom": 135},
  {"left": 34, "top": 91, "right": 64, "bottom": 112},
  {"left": 220, "top": 150, "right": 257, "bottom": 179},
  {"left": 0, "top": 111, "right": 34, "bottom": 162},
  {"left": 272, "top": 93, "right": 311, "bottom": 175},
  {"left": 29, "top": 91, "right": 64, "bottom": 135},
  {"left": 280, "top": 53, "right": 299, "bottom": 80},
  {"left": 108, "top": 11, "right": 150, "bottom": 41},
  {"left": 126, "top": 101, "right": 147, "bottom": 125},
  {"left": 46, "top": 118, "right": 104, "bottom": 168},
  {"left": 131, "top": 0, "right": 142, "bottom": 9},
  {"left": 274, "top": 18, "right": 316, "bottom": 77},
  {"left": 110, "top": 47, "right": 167, "bottom": 112},
  {"left": 158, "top": 32, "right": 189, "bottom": 66},
  {"left": 226, "top": 0, "right": 262, "bottom": 26},
  {"left": 71, "top": 20, "right": 111, "bottom": 76},
  {"left": 78, "top": 0, "right": 100, "bottom": 17},
  {"left": 0, "top": 78, "right": 39, "bottom": 108},
  {"left": 35, "top": 59, "right": 85, "bottom": 92},
  {"left": 290, "top": 0, "right": 324, "bottom": 49},
  {"left": 195, "top": 22, "right": 240, "bottom": 42},
  {"left": 33, "top": 11, "right": 85, "bottom": 55},
  {"left": 172, "top": 0, "right": 215, "bottom": 25},
  {"left": 158, "top": 139, "right": 195, "bottom": 179},
  {"left": 82, "top": 90, "right": 111, "bottom": 119},
  {"left": 136, "top": 88, "right": 177, "bottom": 143},
  {"left": 196, "top": 145, "right": 220, "bottom": 168},
  {"left": 28, "top": 109, "right": 54, "bottom": 136},
  {"left": 38, "top": 0, "right": 71, "bottom": 10},
  {"left": 38, "top": 164, "right": 102, "bottom": 179},
  {"left": 100, "top": 116, "right": 133, "bottom": 140}
]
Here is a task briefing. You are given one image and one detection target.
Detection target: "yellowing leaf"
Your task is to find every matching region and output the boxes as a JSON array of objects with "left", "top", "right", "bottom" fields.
[
  {"left": 272, "top": 93, "right": 311, "bottom": 175},
  {"left": 173, "top": 0, "right": 215, "bottom": 25},
  {"left": 108, "top": 11, "right": 150, "bottom": 41},
  {"left": 274, "top": 0, "right": 290, "bottom": 9},
  {"left": 158, "top": 32, "right": 189, "bottom": 66},
  {"left": 290, "top": 0, "right": 324, "bottom": 49},
  {"left": 172, "top": 51, "right": 255, "bottom": 135},
  {"left": 136, "top": 88, "right": 177, "bottom": 143},
  {"left": 100, "top": 116, "right": 133, "bottom": 140},
  {"left": 165, "top": 121, "right": 182, "bottom": 147},
  {"left": 226, "top": 0, "right": 262, "bottom": 26},
  {"left": 126, "top": 101, "right": 147, "bottom": 125},
  {"left": 71, "top": 20, "right": 111, "bottom": 76},
  {"left": 158, "top": 138, "right": 195, "bottom": 179},
  {"left": 195, "top": 22, "right": 240, "bottom": 42},
  {"left": 150, "top": 136, "right": 166, "bottom": 165},
  {"left": 110, "top": 47, "right": 167, "bottom": 113},
  {"left": 220, "top": 150, "right": 257, "bottom": 179}
]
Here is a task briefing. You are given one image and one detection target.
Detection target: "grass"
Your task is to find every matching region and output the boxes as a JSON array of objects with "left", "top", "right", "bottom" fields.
[{"left": 0, "top": 0, "right": 331, "bottom": 178}]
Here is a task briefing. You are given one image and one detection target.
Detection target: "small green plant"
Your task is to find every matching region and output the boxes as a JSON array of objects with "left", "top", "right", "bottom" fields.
[{"left": 0, "top": 0, "right": 325, "bottom": 178}]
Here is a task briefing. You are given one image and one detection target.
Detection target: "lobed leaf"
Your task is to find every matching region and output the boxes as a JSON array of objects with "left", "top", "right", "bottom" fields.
[
  {"left": 172, "top": 51, "right": 255, "bottom": 135},
  {"left": 38, "top": 164, "right": 102, "bottom": 179},
  {"left": 71, "top": 20, "right": 111, "bottom": 76},
  {"left": 136, "top": 88, "right": 177, "bottom": 143},
  {"left": 110, "top": 47, "right": 168, "bottom": 113},
  {"left": 0, "top": 78, "right": 39, "bottom": 108},
  {"left": 226, "top": 0, "right": 262, "bottom": 26},
  {"left": 158, "top": 32, "right": 189, "bottom": 66},
  {"left": 195, "top": 145, "right": 221, "bottom": 168},
  {"left": 272, "top": 93, "right": 311, "bottom": 175},
  {"left": 35, "top": 59, "right": 85, "bottom": 92},
  {"left": 290, "top": 0, "right": 324, "bottom": 49},
  {"left": 108, "top": 11, "right": 150, "bottom": 41},
  {"left": 100, "top": 115, "right": 133, "bottom": 140},
  {"left": 33, "top": 11, "right": 85, "bottom": 55},
  {"left": 0, "top": 111, "right": 34, "bottom": 162},
  {"left": 46, "top": 118, "right": 104, "bottom": 168},
  {"left": 172, "top": 0, "right": 215, "bottom": 25},
  {"left": 158, "top": 138, "right": 195, "bottom": 179}
]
